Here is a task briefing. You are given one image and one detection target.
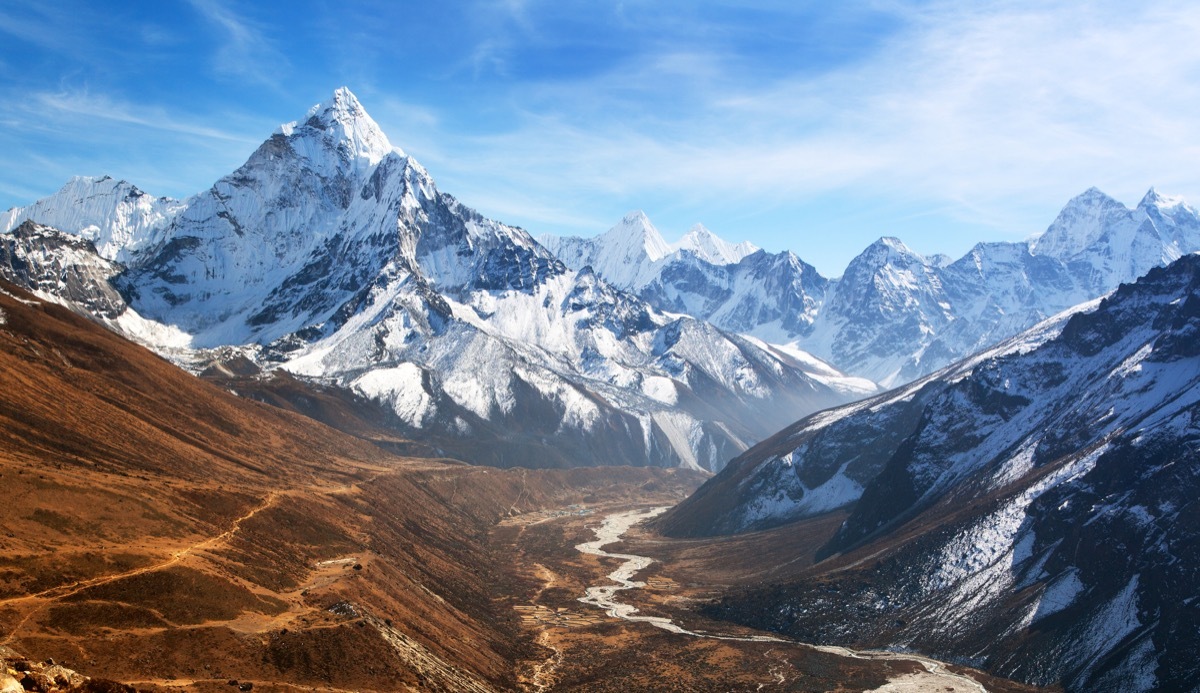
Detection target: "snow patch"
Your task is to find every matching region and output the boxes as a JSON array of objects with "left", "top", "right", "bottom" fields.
[
  {"left": 1033, "top": 568, "right": 1085, "bottom": 622},
  {"left": 353, "top": 364, "right": 436, "bottom": 428},
  {"left": 640, "top": 376, "right": 678, "bottom": 405},
  {"left": 110, "top": 307, "right": 194, "bottom": 350},
  {"left": 742, "top": 461, "right": 863, "bottom": 527},
  {"left": 930, "top": 444, "right": 1107, "bottom": 591},
  {"left": 1071, "top": 574, "right": 1144, "bottom": 685},
  {"left": 651, "top": 411, "right": 704, "bottom": 471},
  {"left": 989, "top": 442, "right": 1038, "bottom": 490}
]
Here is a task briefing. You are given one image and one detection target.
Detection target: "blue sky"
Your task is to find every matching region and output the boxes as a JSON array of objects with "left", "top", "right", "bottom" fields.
[{"left": 2, "top": 1, "right": 1199, "bottom": 275}]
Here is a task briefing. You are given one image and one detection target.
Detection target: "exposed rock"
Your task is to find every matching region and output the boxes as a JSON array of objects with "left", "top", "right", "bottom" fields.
[{"left": 0, "top": 648, "right": 123, "bottom": 693}]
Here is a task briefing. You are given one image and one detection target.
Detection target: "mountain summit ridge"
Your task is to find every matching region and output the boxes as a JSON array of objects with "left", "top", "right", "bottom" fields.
[
  {"left": 0, "top": 87, "right": 864, "bottom": 471},
  {"left": 5, "top": 86, "right": 1200, "bottom": 465},
  {"left": 549, "top": 186, "right": 1200, "bottom": 387}
]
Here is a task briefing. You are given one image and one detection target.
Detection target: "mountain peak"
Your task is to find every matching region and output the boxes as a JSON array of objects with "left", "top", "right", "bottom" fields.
[
  {"left": 276, "top": 87, "right": 397, "bottom": 171},
  {"left": 1138, "top": 187, "right": 1190, "bottom": 211},
  {"left": 674, "top": 224, "right": 759, "bottom": 265},
  {"left": 837, "top": 237, "right": 931, "bottom": 287},
  {"left": 621, "top": 209, "right": 651, "bottom": 224},
  {"left": 326, "top": 86, "right": 364, "bottom": 113},
  {"left": 863, "top": 236, "right": 918, "bottom": 259},
  {"left": 1066, "top": 186, "right": 1124, "bottom": 211},
  {"left": 306, "top": 87, "right": 369, "bottom": 126},
  {"left": 601, "top": 210, "right": 670, "bottom": 262},
  {"left": 1031, "top": 187, "right": 1131, "bottom": 260}
]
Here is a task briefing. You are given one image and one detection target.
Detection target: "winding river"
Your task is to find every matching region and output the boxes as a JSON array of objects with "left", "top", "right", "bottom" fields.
[{"left": 574, "top": 506, "right": 990, "bottom": 693}]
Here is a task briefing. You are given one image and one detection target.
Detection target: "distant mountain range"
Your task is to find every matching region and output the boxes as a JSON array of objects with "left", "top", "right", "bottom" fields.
[
  {"left": 0, "top": 88, "right": 868, "bottom": 471},
  {"left": 4, "top": 86, "right": 1199, "bottom": 691},
  {"left": 543, "top": 187, "right": 1200, "bottom": 387},
  {"left": 657, "top": 252, "right": 1200, "bottom": 691},
  {"left": 4, "top": 87, "right": 1199, "bottom": 472}
]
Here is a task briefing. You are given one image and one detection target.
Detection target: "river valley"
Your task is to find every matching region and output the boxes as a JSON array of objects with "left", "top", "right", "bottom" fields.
[{"left": 493, "top": 500, "right": 1044, "bottom": 692}]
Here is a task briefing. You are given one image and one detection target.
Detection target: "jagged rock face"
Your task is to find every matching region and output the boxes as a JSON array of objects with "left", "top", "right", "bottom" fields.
[
  {"left": 1032, "top": 188, "right": 1200, "bottom": 292},
  {"left": 640, "top": 249, "right": 829, "bottom": 339},
  {"left": 0, "top": 176, "right": 183, "bottom": 263},
  {"left": 806, "top": 237, "right": 954, "bottom": 385},
  {"left": 794, "top": 190, "right": 1200, "bottom": 388},
  {"left": 666, "top": 254, "right": 1200, "bottom": 692},
  {"left": 118, "top": 90, "right": 423, "bottom": 345},
  {"left": 0, "top": 648, "right": 92, "bottom": 692},
  {"left": 0, "top": 221, "right": 128, "bottom": 318},
  {"left": 0, "top": 88, "right": 859, "bottom": 471}
]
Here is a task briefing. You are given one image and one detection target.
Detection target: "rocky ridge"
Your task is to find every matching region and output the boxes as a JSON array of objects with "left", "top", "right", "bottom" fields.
[{"left": 660, "top": 253, "right": 1200, "bottom": 691}]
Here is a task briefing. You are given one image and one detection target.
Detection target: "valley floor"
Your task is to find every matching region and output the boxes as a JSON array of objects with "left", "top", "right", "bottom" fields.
[
  {"left": 2, "top": 455, "right": 1053, "bottom": 693},
  {"left": 494, "top": 497, "right": 1048, "bottom": 692}
]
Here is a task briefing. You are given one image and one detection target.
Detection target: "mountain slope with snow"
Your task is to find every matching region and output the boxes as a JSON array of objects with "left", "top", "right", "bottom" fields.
[
  {"left": 661, "top": 254, "right": 1200, "bottom": 691},
  {"left": 548, "top": 189, "right": 1200, "bottom": 389},
  {"left": 543, "top": 218, "right": 832, "bottom": 356},
  {"left": 806, "top": 188, "right": 1200, "bottom": 387},
  {"left": 1, "top": 176, "right": 184, "bottom": 263},
  {"left": 0, "top": 88, "right": 861, "bottom": 471}
]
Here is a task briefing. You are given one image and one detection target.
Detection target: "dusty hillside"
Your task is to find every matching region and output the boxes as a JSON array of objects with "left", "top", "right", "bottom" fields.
[{"left": 0, "top": 281, "right": 703, "bottom": 691}]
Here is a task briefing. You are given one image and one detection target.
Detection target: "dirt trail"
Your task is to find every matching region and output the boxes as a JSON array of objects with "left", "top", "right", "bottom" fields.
[
  {"left": 528, "top": 630, "right": 563, "bottom": 692},
  {"left": 1, "top": 465, "right": 406, "bottom": 646},
  {"left": 5, "top": 492, "right": 279, "bottom": 603},
  {"left": 1, "top": 491, "right": 279, "bottom": 644}
]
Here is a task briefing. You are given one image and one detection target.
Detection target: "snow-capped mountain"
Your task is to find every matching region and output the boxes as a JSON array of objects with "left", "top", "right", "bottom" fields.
[
  {"left": 539, "top": 214, "right": 759, "bottom": 289},
  {"left": 676, "top": 223, "right": 759, "bottom": 265},
  {"left": 660, "top": 253, "right": 1200, "bottom": 691},
  {"left": 543, "top": 217, "right": 830, "bottom": 347},
  {"left": 0, "top": 88, "right": 866, "bottom": 471},
  {"left": 0, "top": 176, "right": 184, "bottom": 263},
  {"left": 0, "top": 220, "right": 191, "bottom": 348},
  {"left": 549, "top": 188, "right": 1200, "bottom": 388},
  {"left": 1031, "top": 187, "right": 1200, "bottom": 288},
  {"left": 539, "top": 211, "right": 671, "bottom": 289},
  {"left": 803, "top": 236, "right": 955, "bottom": 385}
]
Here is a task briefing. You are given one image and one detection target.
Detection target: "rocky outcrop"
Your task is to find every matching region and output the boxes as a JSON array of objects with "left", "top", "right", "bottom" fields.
[{"left": 0, "top": 647, "right": 132, "bottom": 693}]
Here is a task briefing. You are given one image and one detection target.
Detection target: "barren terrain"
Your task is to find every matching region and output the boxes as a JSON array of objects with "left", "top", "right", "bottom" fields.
[
  {"left": 494, "top": 499, "right": 1050, "bottom": 692},
  {"left": 0, "top": 282, "right": 1047, "bottom": 691}
]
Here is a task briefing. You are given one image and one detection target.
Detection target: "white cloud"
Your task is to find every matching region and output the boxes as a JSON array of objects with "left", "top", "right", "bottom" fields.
[
  {"left": 400, "top": 1, "right": 1200, "bottom": 240},
  {"left": 186, "top": 0, "right": 289, "bottom": 87},
  {"left": 33, "top": 90, "right": 259, "bottom": 144}
]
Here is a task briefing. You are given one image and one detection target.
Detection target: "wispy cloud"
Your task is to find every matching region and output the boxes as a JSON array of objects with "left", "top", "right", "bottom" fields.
[
  {"left": 0, "top": 5, "right": 87, "bottom": 54},
  {"left": 186, "top": 0, "right": 288, "bottom": 86},
  {"left": 5, "top": 0, "right": 1199, "bottom": 272},
  {"left": 33, "top": 89, "right": 259, "bottom": 144},
  {"left": 408, "top": 0, "right": 1200, "bottom": 242}
]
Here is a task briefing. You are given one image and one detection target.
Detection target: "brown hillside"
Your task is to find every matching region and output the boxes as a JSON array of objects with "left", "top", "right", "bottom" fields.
[{"left": 0, "top": 281, "right": 704, "bottom": 691}]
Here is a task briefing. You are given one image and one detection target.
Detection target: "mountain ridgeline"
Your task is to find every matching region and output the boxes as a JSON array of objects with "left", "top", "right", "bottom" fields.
[
  {"left": 544, "top": 188, "right": 1200, "bottom": 387},
  {"left": 5, "top": 89, "right": 1197, "bottom": 473},
  {"left": 3, "top": 86, "right": 1199, "bottom": 692},
  {"left": 0, "top": 89, "right": 870, "bottom": 472},
  {"left": 658, "top": 253, "right": 1200, "bottom": 691}
]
